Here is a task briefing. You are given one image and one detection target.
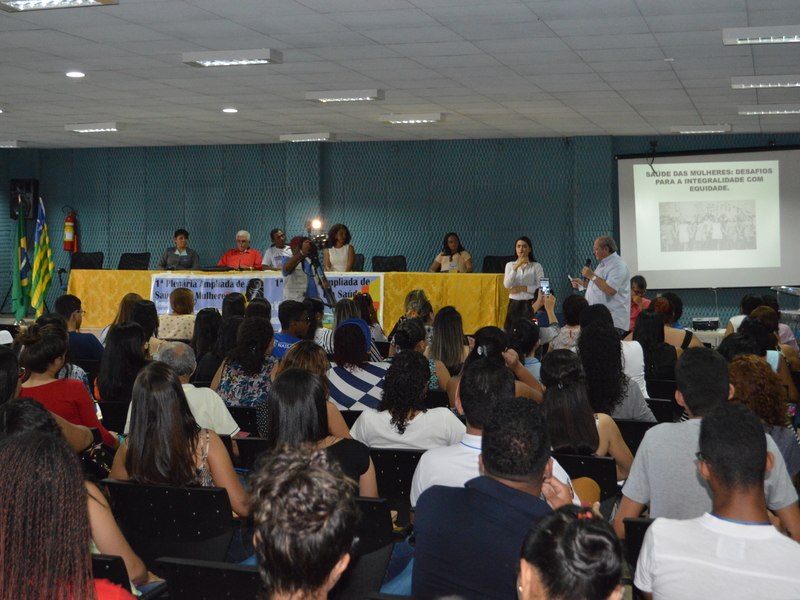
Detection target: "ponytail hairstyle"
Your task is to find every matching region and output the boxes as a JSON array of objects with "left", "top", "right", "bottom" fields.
[
  {"left": 463, "top": 326, "right": 508, "bottom": 370},
  {"left": 17, "top": 324, "right": 67, "bottom": 374},
  {"left": 394, "top": 317, "right": 426, "bottom": 352},
  {"left": 509, "top": 318, "right": 540, "bottom": 359}
]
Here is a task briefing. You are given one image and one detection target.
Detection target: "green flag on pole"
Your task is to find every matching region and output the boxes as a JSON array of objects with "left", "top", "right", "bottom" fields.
[
  {"left": 11, "top": 210, "right": 30, "bottom": 321},
  {"left": 30, "top": 198, "right": 54, "bottom": 318}
]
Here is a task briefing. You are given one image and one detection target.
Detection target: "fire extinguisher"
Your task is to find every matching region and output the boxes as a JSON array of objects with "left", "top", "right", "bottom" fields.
[{"left": 63, "top": 207, "right": 79, "bottom": 252}]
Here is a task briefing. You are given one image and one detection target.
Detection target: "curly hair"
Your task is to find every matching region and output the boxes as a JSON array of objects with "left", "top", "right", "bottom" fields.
[
  {"left": 729, "top": 354, "right": 788, "bottom": 427},
  {"left": 576, "top": 319, "right": 627, "bottom": 415},
  {"left": 327, "top": 223, "right": 352, "bottom": 246},
  {"left": 378, "top": 351, "right": 429, "bottom": 434},
  {"left": 226, "top": 317, "right": 274, "bottom": 376}
]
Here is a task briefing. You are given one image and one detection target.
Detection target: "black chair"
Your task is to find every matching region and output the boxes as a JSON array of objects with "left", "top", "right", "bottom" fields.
[
  {"left": 613, "top": 419, "right": 657, "bottom": 455},
  {"left": 341, "top": 410, "right": 361, "bottom": 429},
  {"left": 228, "top": 406, "right": 259, "bottom": 435},
  {"left": 623, "top": 517, "right": 654, "bottom": 599},
  {"left": 193, "top": 380, "right": 212, "bottom": 388},
  {"left": 101, "top": 480, "right": 237, "bottom": 569},
  {"left": 331, "top": 543, "right": 395, "bottom": 600},
  {"left": 92, "top": 554, "right": 168, "bottom": 599},
  {"left": 372, "top": 256, "right": 407, "bottom": 272},
  {"left": 99, "top": 401, "right": 130, "bottom": 433},
  {"left": 235, "top": 437, "right": 271, "bottom": 471},
  {"left": 70, "top": 251, "right": 104, "bottom": 270},
  {"left": 353, "top": 253, "right": 365, "bottom": 271},
  {"left": 646, "top": 379, "right": 677, "bottom": 401},
  {"left": 424, "top": 389, "right": 449, "bottom": 409},
  {"left": 155, "top": 558, "right": 260, "bottom": 600},
  {"left": 117, "top": 252, "right": 151, "bottom": 270},
  {"left": 369, "top": 449, "right": 424, "bottom": 526},
  {"left": 551, "top": 454, "right": 619, "bottom": 501},
  {"left": 481, "top": 255, "right": 515, "bottom": 274},
  {"left": 354, "top": 497, "right": 396, "bottom": 555},
  {"left": 374, "top": 341, "right": 390, "bottom": 359},
  {"left": 646, "top": 398, "right": 676, "bottom": 423},
  {"left": 74, "top": 358, "right": 101, "bottom": 390}
]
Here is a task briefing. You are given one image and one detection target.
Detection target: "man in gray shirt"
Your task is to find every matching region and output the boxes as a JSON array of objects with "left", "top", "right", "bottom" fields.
[{"left": 613, "top": 347, "right": 800, "bottom": 541}]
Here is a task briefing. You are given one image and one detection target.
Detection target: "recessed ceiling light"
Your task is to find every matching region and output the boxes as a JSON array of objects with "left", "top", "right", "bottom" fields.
[
  {"left": 182, "top": 49, "right": 282, "bottom": 68},
  {"left": 65, "top": 121, "right": 118, "bottom": 133},
  {"left": 0, "top": 0, "right": 116, "bottom": 10},
  {"left": 664, "top": 58, "right": 674, "bottom": 62},
  {"left": 0, "top": 141, "right": 27, "bottom": 148},
  {"left": 723, "top": 26, "right": 800, "bottom": 45},
  {"left": 731, "top": 75, "right": 800, "bottom": 89},
  {"left": 66, "top": 71, "right": 85, "bottom": 78},
  {"left": 222, "top": 108, "right": 238, "bottom": 113},
  {"left": 379, "top": 113, "right": 444, "bottom": 124},
  {"left": 279, "top": 133, "right": 336, "bottom": 142},
  {"left": 670, "top": 124, "right": 731, "bottom": 134},
  {"left": 305, "top": 89, "right": 385, "bottom": 103},
  {"left": 738, "top": 104, "right": 800, "bottom": 115}
]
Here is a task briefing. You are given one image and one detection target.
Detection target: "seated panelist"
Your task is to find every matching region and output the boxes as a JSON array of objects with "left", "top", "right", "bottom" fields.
[
  {"left": 156, "top": 228, "right": 199, "bottom": 270},
  {"left": 218, "top": 230, "right": 262, "bottom": 271}
]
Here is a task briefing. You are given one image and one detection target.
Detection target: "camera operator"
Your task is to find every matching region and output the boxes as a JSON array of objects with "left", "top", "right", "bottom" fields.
[{"left": 282, "top": 236, "right": 319, "bottom": 302}]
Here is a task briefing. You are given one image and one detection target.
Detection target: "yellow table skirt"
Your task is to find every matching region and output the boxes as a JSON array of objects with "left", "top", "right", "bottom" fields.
[{"left": 69, "top": 270, "right": 508, "bottom": 334}]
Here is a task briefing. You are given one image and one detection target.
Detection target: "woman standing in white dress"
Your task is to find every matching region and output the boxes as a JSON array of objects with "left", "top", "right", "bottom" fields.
[
  {"left": 324, "top": 223, "right": 355, "bottom": 272},
  {"left": 504, "top": 236, "right": 544, "bottom": 321}
]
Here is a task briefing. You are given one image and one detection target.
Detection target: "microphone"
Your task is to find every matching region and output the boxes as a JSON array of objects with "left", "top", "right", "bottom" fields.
[{"left": 585, "top": 258, "right": 592, "bottom": 268}]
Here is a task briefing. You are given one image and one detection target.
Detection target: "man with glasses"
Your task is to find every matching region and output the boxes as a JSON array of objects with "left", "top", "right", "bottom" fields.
[
  {"left": 272, "top": 300, "right": 309, "bottom": 359},
  {"left": 54, "top": 294, "right": 104, "bottom": 361}
]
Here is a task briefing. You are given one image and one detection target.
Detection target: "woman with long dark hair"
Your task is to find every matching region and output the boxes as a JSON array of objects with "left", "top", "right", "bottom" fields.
[
  {"left": 327, "top": 320, "right": 391, "bottom": 410},
  {"left": 264, "top": 368, "right": 378, "bottom": 497},
  {"left": 394, "top": 316, "right": 450, "bottom": 391},
  {"left": 95, "top": 322, "right": 149, "bottom": 402},
  {"left": 190, "top": 307, "right": 222, "bottom": 363},
  {"left": 194, "top": 315, "right": 242, "bottom": 383},
  {"left": 504, "top": 235, "right": 544, "bottom": 326},
  {"left": 632, "top": 309, "right": 678, "bottom": 380},
  {"left": 110, "top": 361, "right": 249, "bottom": 517},
  {"left": 353, "top": 291, "right": 388, "bottom": 343},
  {"left": 316, "top": 298, "right": 383, "bottom": 361},
  {"left": 129, "top": 300, "right": 165, "bottom": 357},
  {"left": 212, "top": 316, "right": 276, "bottom": 408},
  {"left": 100, "top": 292, "right": 142, "bottom": 345},
  {"left": 429, "top": 232, "right": 473, "bottom": 273},
  {"left": 350, "top": 351, "right": 465, "bottom": 449},
  {"left": 541, "top": 350, "right": 633, "bottom": 480},
  {"left": 221, "top": 292, "right": 246, "bottom": 320},
  {"left": 426, "top": 305, "right": 468, "bottom": 376}
]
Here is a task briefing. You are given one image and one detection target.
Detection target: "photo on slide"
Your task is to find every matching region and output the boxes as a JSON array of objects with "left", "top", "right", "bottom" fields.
[{"left": 659, "top": 200, "right": 756, "bottom": 253}]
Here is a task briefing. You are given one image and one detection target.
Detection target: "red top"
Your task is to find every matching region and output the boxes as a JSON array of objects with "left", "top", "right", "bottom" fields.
[
  {"left": 630, "top": 296, "right": 652, "bottom": 332},
  {"left": 94, "top": 579, "right": 136, "bottom": 600},
  {"left": 23, "top": 379, "right": 117, "bottom": 447},
  {"left": 217, "top": 248, "right": 262, "bottom": 270}
]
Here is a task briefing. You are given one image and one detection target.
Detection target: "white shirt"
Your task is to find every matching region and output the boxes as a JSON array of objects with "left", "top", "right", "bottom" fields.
[
  {"left": 622, "top": 340, "right": 648, "bottom": 398},
  {"left": 635, "top": 513, "right": 800, "bottom": 599},
  {"left": 124, "top": 383, "right": 240, "bottom": 437},
  {"left": 327, "top": 244, "right": 350, "bottom": 272},
  {"left": 350, "top": 407, "right": 465, "bottom": 451},
  {"left": 503, "top": 261, "right": 544, "bottom": 300},
  {"left": 262, "top": 245, "right": 292, "bottom": 269},
  {"left": 585, "top": 252, "right": 631, "bottom": 331},
  {"left": 409, "top": 432, "right": 581, "bottom": 507}
]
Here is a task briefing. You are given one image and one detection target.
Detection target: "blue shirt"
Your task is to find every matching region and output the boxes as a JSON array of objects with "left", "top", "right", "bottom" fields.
[
  {"left": 586, "top": 252, "right": 631, "bottom": 331},
  {"left": 68, "top": 331, "right": 104, "bottom": 362},
  {"left": 272, "top": 332, "right": 301, "bottom": 359},
  {"left": 523, "top": 356, "right": 542, "bottom": 383}
]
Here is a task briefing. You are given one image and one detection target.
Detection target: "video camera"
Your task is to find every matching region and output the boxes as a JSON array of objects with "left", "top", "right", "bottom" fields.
[{"left": 306, "top": 233, "right": 328, "bottom": 259}]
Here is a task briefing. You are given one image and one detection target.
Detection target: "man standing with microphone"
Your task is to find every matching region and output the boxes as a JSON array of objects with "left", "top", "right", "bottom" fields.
[{"left": 570, "top": 236, "right": 631, "bottom": 335}]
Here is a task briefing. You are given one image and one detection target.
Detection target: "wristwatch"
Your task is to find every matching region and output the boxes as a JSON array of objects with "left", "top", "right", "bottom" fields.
[{"left": 591, "top": 275, "right": 597, "bottom": 282}]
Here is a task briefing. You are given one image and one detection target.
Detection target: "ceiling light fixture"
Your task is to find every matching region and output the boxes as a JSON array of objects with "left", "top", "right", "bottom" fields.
[
  {"left": 670, "top": 124, "right": 731, "bottom": 134},
  {"left": 379, "top": 113, "right": 444, "bottom": 124},
  {"left": 222, "top": 108, "right": 238, "bottom": 113},
  {"left": 182, "top": 49, "right": 282, "bottom": 68},
  {"left": 731, "top": 75, "right": 800, "bottom": 89},
  {"left": 66, "top": 71, "right": 85, "bottom": 78},
  {"left": 305, "top": 89, "right": 385, "bottom": 102},
  {"left": 0, "top": 0, "right": 116, "bottom": 11},
  {"left": 723, "top": 26, "right": 800, "bottom": 45},
  {"left": 279, "top": 133, "right": 336, "bottom": 142},
  {"left": 738, "top": 104, "right": 800, "bottom": 115},
  {"left": 65, "top": 121, "right": 118, "bottom": 133},
  {"left": 0, "top": 141, "right": 27, "bottom": 148}
]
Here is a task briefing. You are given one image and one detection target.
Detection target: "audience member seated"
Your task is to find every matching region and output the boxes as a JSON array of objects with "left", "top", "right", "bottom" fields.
[
  {"left": 393, "top": 317, "right": 450, "bottom": 391},
  {"left": 632, "top": 308, "right": 679, "bottom": 380},
  {"left": 110, "top": 361, "right": 249, "bottom": 517},
  {"left": 95, "top": 322, "right": 149, "bottom": 402},
  {"left": 412, "top": 397, "right": 573, "bottom": 600},
  {"left": 725, "top": 293, "right": 765, "bottom": 336},
  {"left": 410, "top": 357, "right": 579, "bottom": 507},
  {"left": 350, "top": 351, "right": 465, "bottom": 449},
  {"left": 578, "top": 309, "right": 654, "bottom": 421},
  {"left": 541, "top": 350, "right": 633, "bottom": 480},
  {"left": 303, "top": 297, "right": 325, "bottom": 341},
  {"left": 222, "top": 292, "right": 246, "bottom": 319},
  {"left": 261, "top": 228, "right": 292, "bottom": 271},
  {"left": 156, "top": 228, "right": 199, "bottom": 271},
  {"left": 549, "top": 294, "right": 587, "bottom": 352},
  {"left": 326, "top": 320, "right": 391, "bottom": 411},
  {"left": 218, "top": 230, "right": 262, "bottom": 270},
  {"left": 750, "top": 305, "right": 800, "bottom": 371},
  {"left": 505, "top": 292, "right": 561, "bottom": 347},
  {"left": 716, "top": 331, "right": 759, "bottom": 363},
  {"left": 263, "top": 369, "right": 378, "bottom": 497},
  {"left": 129, "top": 300, "right": 166, "bottom": 358},
  {"left": 190, "top": 307, "right": 222, "bottom": 366},
  {"left": 249, "top": 445, "right": 357, "bottom": 600},
  {"left": 0, "top": 348, "right": 92, "bottom": 452},
  {"left": 36, "top": 312, "right": 93, "bottom": 397},
  {"left": 613, "top": 348, "right": 800, "bottom": 540},
  {"left": 244, "top": 297, "right": 272, "bottom": 320},
  {"left": 273, "top": 300, "right": 308, "bottom": 359},
  {"left": 259, "top": 340, "right": 349, "bottom": 439},
  {"left": 194, "top": 315, "right": 242, "bottom": 382},
  {"left": 762, "top": 294, "right": 800, "bottom": 353},
  {"left": 212, "top": 317, "right": 276, "bottom": 408},
  {"left": 642, "top": 296, "right": 704, "bottom": 351},
  {"left": 18, "top": 324, "right": 119, "bottom": 448},
  {"left": 388, "top": 289, "right": 434, "bottom": 350},
  {"left": 0, "top": 432, "right": 138, "bottom": 599},
  {"left": 729, "top": 354, "right": 800, "bottom": 485},
  {"left": 353, "top": 291, "right": 388, "bottom": 343},
  {"left": 425, "top": 305, "right": 468, "bottom": 376},
  {"left": 0, "top": 401, "right": 161, "bottom": 591},
  {"left": 629, "top": 274, "right": 651, "bottom": 333},
  {"left": 509, "top": 317, "right": 543, "bottom": 383},
  {"left": 316, "top": 298, "right": 383, "bottom": 361},
  {"left": 519, "top": 505, "right": 623, "bottom": 600},
  {"left": 99, "top": 292, "right": 142, "bottom": 345},
  {"left": 125, "top": 342, "right": 239, "bottom": 437},
  {"left": 635, "top": 403, "right": 800, "bottom": 599},
  {"left": 737, "top": 318, "right": 798, "bottom": 403},
  {"left": 158, "top": 287, "right": 196, "bottom": 340},
  {"left": 659, "top": 291, "right": 689, "bottom": 330},
  {"left": 55, "top": 293, "right": 104, "bottom": 361}
]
